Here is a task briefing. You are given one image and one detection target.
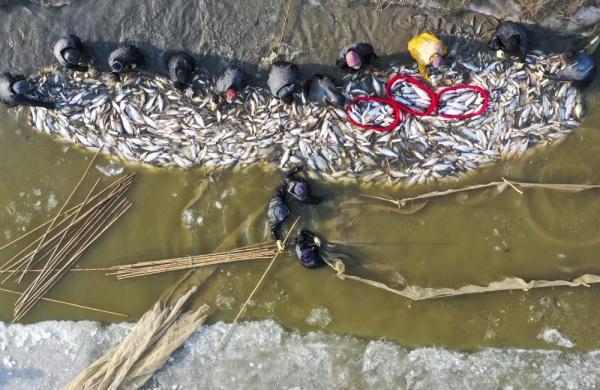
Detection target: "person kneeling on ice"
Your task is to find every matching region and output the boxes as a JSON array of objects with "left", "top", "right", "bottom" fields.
[
  {"left": 108, "top": 43, "right": 145, "bottom": 80},
  {"left": 549, "top": 48, "right": 596, "bottom": 89},
  {"left": 294, "top": 230, "right": 325, "bottom": 269},
  {"left": 408, "top": 32, "right": 446, "bottom": 80},
  {"left": 216, "top": 66, "right": 247, "bottom": 103},
  {"left": 336, "top": 42, "right": 376, "bottom": 72},
  {"left": 488, "top": 21, "right": 528, "bottom": 60},
  {"left": 305, "top": 74, "right": 346, "bottom": 106},
  {"left": 166, "top": 51, "right": 195, "bottom": 91},
  {"left": 268, "top": 61, "right": 299, "bottom": 104},
  {"left": 0, "top": 73, "right": 54, "bottom": 109},
  {"left": 53, "top": 34, "right": 88, "bottom": 72}
]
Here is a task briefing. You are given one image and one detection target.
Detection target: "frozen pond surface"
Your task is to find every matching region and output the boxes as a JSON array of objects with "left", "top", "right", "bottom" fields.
[{"left": 1, "top": 319, "right": 599, "bottom": 389}]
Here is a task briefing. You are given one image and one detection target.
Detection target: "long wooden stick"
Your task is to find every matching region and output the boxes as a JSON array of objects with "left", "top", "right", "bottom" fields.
[
  {"left": 22, "top": 188, "right": 127, "bottom": 294},
  {"left": 17, "top": 149, "right": 101, "bottom": 283},
  {"left": 108, "top": 242, "right": 278, "bottom": 279},
  {"left": 0, "top": 175, "right": 133, "bottom": 275},
  {"left": 0, "top": 287, "right": 127, "bottom": 318},
  {"left": 14, "top": 200, "right": 131, "bottom": 321},
  {"left": 43, "top": 178, "right": 101, "bottom": 279},
  {"left": 19, "top": 179, "right": 104, "bottom": 295},
  {"left": 0, "top": 174, "right": 134, "bottom": 252},
  {"left": 10, "top": 175, "right": 133, "bottom": 322},
  {"left": 216, "top": 217, "right": 300, "bottom": 351},
  {"left": 0, "top": 176, "right": 133, "bottom": 278},
  {"left": 2, "top": 268, "right": 110, "bottom": 272}
]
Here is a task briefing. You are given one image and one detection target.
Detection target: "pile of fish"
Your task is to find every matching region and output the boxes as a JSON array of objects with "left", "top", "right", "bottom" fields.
[
  {"left": 436, "top": 88, "right": 486, "bottom": 117},
  {"left": 388, "top": 78, "right": 434, "bottom": 114},
  {"left": 26, "top": 52, "right": 583, "bottom": 185},
  {"left": 347, "top": 99, "right": 397, "bottom": 128}
]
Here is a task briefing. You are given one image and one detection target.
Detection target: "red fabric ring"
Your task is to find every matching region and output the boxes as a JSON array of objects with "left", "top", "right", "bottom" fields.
[
  {"left": 436, "top": 85, "right": 490, "bottom": 119},
  {"left": 386, "top": 74, "right": 437, "bottom": 117},
  {"left": 346, "top": 96, "right": 403, "bottom": 132}
]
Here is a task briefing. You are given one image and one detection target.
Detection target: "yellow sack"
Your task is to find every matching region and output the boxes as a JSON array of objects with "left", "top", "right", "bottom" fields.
[{"left": 408, "top": 32, "right": 447, "bottom": 80}]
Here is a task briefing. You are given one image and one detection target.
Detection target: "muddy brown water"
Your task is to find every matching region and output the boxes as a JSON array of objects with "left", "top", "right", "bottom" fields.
[{"left": 0, "top": 0, "right": 599, "bottom": 352}]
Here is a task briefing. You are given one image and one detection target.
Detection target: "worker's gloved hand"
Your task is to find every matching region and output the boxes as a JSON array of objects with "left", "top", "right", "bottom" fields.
[
  {"left": 276, "top": 240, "right": 284, "bottom": 251},
  {"left": 313, "top": 236, "right": 321, "bottom": 247}
]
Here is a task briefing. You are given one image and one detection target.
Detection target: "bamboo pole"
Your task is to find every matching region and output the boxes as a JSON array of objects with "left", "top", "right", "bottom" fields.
[
  {"left": 107, "top": 242, "right": 278, "bottom": 279},
  {"left": 0, "top": 175, "right": 134, "bottom": 277},
  {"left": 216, "top": 217, "right": 300, "bottom": 350},
  {"left": 22, "top": 189, "right": 128, "bottom": 293},
  {"left": 0, "top": 287, "right": 127, "bottom": 318},
  {"left": 2, "top": 268, "right": 110, "bottom": 272},
  {"left": 0, "top": 174, "right": 134, "bottom": 252},
  {"left": 18, "top": 180, "right": 107, "bottom": 296},
  {"left": 14, "top": 199, "right": 132, "bottom": 322},
  {"left": 16, "top": 149, "right": 101, "bottom": 283},
  {"left": 5, "top": 172, "right": 134, "bottom": 322}
]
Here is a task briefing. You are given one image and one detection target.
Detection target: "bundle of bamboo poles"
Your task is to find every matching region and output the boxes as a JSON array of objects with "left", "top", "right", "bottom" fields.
[
  {"left": 0, "top": 157, "right": 134, "bottom": 321},
  {"left": 108, "top": 242, "right": 278, "bottom": 279}
]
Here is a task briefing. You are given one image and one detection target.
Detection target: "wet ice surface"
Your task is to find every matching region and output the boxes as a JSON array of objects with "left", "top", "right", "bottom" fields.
[{"left": 1, "top": 320, "right": 599, "bottom": 389}]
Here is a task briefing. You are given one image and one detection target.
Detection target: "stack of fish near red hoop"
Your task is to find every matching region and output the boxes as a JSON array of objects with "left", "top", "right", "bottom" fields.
[{"left": 346, "top": 73, "right": 490, "bottom": 132}]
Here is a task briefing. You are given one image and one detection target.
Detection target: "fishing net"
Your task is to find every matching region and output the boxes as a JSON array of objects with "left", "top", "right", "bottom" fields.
[
  {"left": 331, "top": 180, "right": 600, "bottom": 299},
  {"left": 65, "top": 287, "right": 210, "bottom": 390},
  {"left": 321, "top": 248, "right": 600, "bottom": 301}
]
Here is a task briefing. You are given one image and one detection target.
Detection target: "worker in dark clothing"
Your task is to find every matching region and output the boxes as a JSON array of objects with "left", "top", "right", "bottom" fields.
[
  {"left": 215, "top": 66, "right": 247, "bottom": 103},
  {"left": 488, "top": 21, "right": 528, "bottom": 60},
  {"left": 166, "top": 51, "right": 195, "bottom": 91},
  {"left": 294, "top": 230, "right": 325, "bottom": 269},
  {"left": 305, "top": 74, "right": 345, "bottom": 106},
  {"left": 0, "top": 73, "right": 54, "bottom": 109},
  {"left": 283, "top": 166, "right": 321, "bottom": 204},
  {"left": 549, "top": 48, "right": 596, "bottom": 89},
  {"left": 267, "top": 185, "right": 290, "bottom": 249},
  {"left": 108, "top": 44, "right": 144, "bottom": 80},
  {"left": 53, "top": 34, "right": 88, "bottom": 72},
  {"left": 336, "top": 42, "right": 376, "bottom": 71},
  {"left": 267, "top": 61, "right": 299, "bottom": 104}
]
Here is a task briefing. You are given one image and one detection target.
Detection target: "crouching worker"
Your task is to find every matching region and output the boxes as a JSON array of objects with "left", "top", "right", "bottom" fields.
[
  {"left": 336, "top": 42, "right": 376, "bottom": 72},
  {"left": 305, "top": 74, "right": 345, "bottom": 107},
  {"left": 108, "top": 44, "right": 144, "bottom": 80},
  {"left": 283, "top": 166, "right": 322, "bottom": 204},
  {"left": 166, "top": 51, "right": 195, "bottom": 91},
  {"left": 294, "top": 230, "right": 325, "bottom": 269},
  {"left": 549, "top": 48, "right": 596, "bottom": 89},
  {"left": 488, "top": 21, "right": 528, "bottom": 60},
  {"left": 267, "top": 166, "right": 322, "bottom": 250},
  {"left": 0, "top": 73, "right": 54, "bottom": 109},
  {"left": 53, "top": 34, "right": 88, "bottom": 72},
  {"left": 268, "top": 61, "right": 299, "bottom": 104},
  {"left": 407, "top": 32, "right": 447, "bottom": 80},
  {"left": 267, "top": 185, "right": 290, "bottom": 250}
]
